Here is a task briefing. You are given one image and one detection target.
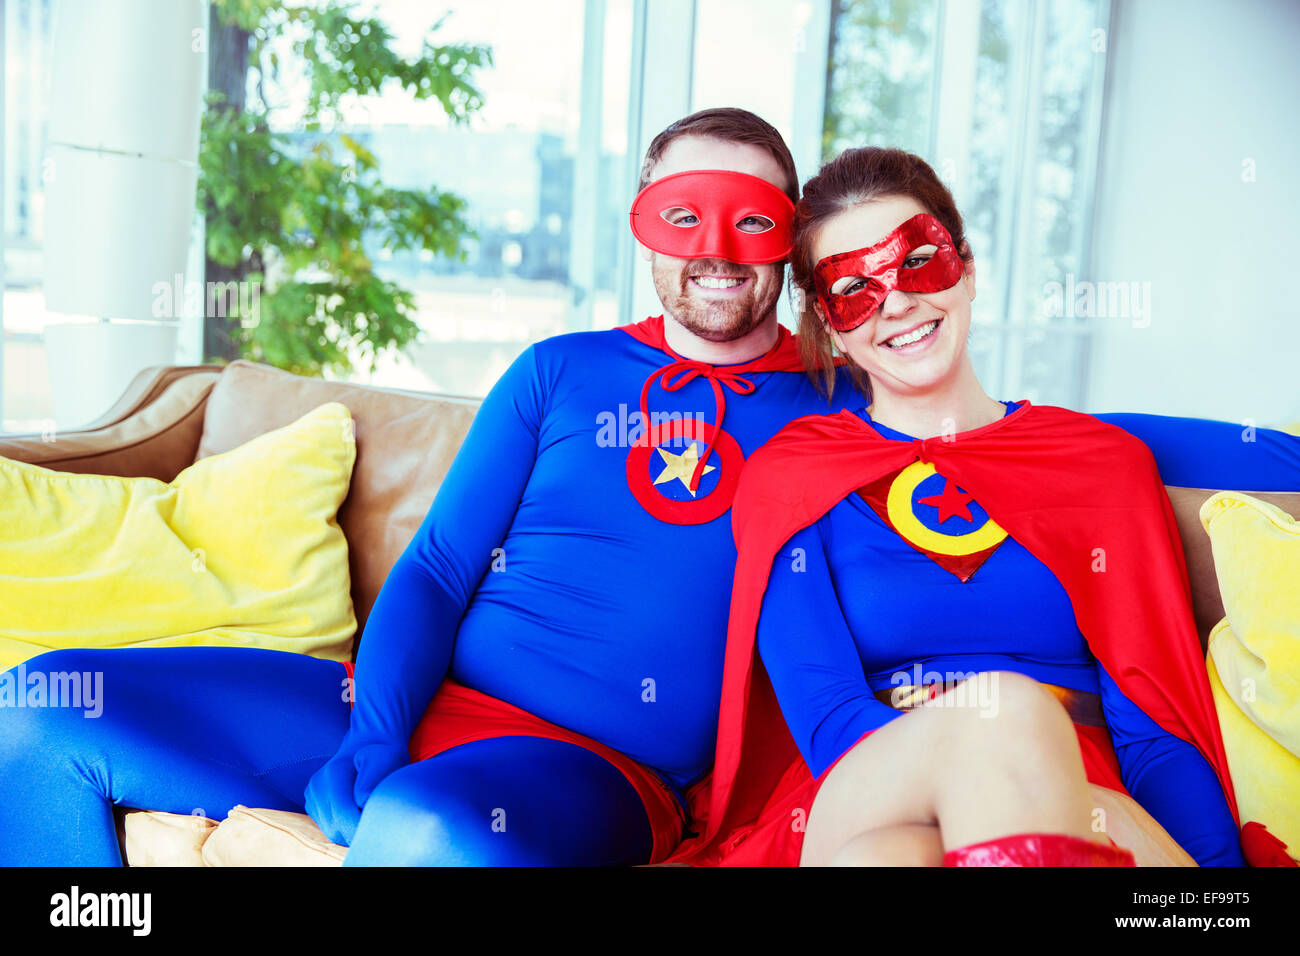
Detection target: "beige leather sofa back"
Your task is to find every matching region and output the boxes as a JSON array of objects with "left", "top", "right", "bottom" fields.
[
  {"left": 194, "top": 361, "right": 480, "bottom": 637},
  {"left": 4, "top": 359, "right": 1298, "bottom": 657}
]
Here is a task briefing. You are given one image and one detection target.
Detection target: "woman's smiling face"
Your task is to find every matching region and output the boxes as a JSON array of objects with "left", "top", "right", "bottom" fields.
[{"left": 811, "top": 194, "right": 977, "bottom": 397}]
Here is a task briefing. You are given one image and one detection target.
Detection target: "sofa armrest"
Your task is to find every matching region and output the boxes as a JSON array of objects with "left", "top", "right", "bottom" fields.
[
  {"left": 0, "top": 365, "right": 223, "bottom": 481},
  {"left": 84, "top": 364, "right": 225, "bottom": 432},
  {"left": 1165, "top": 486, "right": 1300, "bottom": 650}
]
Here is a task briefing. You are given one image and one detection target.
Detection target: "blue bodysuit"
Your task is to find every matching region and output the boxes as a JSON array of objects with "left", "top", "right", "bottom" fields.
[
  {"left": 0, "top": 323, "right": 859, "bottom": 865},
  {"left": 0, "top": 321, "right": 1295, "bottom": 865}
]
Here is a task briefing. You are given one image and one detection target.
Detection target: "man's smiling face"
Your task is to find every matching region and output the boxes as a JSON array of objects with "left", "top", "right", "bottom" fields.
[{"left": 638, "top": 135, "right": 793, "bottom": 343}]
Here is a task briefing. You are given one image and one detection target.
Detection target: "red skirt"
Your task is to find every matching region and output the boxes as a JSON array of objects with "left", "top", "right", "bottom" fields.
[{"left": 709, "top": 721, "right": 1129, "bottom": 867}]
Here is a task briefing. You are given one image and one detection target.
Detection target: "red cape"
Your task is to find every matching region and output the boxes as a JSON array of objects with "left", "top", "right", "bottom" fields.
[{"left": 668, "top": 401, "right": 1239, "bottom": 863}]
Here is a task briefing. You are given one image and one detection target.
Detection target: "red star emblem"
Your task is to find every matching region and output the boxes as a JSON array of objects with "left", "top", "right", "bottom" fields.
[{"left": 917, "top": 479, "right": 976, "bottom": 524}]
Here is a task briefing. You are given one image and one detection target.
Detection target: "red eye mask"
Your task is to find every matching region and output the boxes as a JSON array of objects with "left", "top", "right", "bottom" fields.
[
  {"left": 630, "top": 170, "right": 795, "bottom": 265},
  {"left": 813, "top": 213, "right": 965, "bottom": 332}
]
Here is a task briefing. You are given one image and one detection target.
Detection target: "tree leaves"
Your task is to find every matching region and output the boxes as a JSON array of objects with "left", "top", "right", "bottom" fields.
[{"left": 202, "top": 0, "right": 489, "bottom": 376}]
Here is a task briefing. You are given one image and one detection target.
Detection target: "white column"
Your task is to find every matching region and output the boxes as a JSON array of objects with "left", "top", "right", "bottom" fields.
[
  {"left": 619, "top": 0, "right": 697, "bottom": 327},
  {"left": 0, "top": 0, "right": 7, "bottom": 427},
  {"left": 930, "top": 0, "right": 982, "bottom": 208},
  {"left": 41, "top": 0, "right": 206, "bottom": 427},
  {"left": 790, "top": 0, "right": 832, "bottom": 186},
  {"left": 569, "top": 0, "right": 607, "bottom": 332}
]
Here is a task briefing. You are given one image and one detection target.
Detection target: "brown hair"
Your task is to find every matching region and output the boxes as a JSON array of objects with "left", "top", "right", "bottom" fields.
[
  {"left": 639, "top": 108, "right": 799, "bottom": 204},
  {"left": 790, "top": 147, "right": 973, "bottom": 399}
]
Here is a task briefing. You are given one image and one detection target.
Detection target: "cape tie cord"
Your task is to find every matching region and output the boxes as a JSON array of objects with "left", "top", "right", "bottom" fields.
[{"left": 636, "top": 359, "right": 757, "bottom": 493}]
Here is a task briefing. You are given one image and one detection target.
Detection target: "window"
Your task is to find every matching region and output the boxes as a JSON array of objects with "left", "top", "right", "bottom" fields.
[
  {"left": 2, "top": 0, "right": 55, "bottom": 433},
  {"left": 1, "top": 0, "right": 1112, "bottom": 423},
  {"left": 262, "top": 0, "right": 635, "bottom": 398},
  {"left": 822, "top": 0, "right": 1112, "bottom": 406}
]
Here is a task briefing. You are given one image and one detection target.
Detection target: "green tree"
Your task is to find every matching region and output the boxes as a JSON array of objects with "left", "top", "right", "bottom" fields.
[
  {"left": 200, "top": 0, "right": 492, "bottom": 376},
  {"left": 822, "top": 0, "right": 938, "bottom": 160}
]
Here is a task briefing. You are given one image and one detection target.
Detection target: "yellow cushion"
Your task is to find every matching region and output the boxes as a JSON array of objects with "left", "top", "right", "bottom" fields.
[
  {"left": 1201, "top": 491, "right": 1300, "bottom": 862},
  {"left": 0, "top": 402, "right": 357, "bottom": 669},
  {"left": 1207, "top": 640, "right": 1300, "bottom": 862},
  {"left": 199, "top": 806, "right": 345, "bottom": 867},
  {"left": 121, "top": 810, "right": 219, "bottom": 867}
]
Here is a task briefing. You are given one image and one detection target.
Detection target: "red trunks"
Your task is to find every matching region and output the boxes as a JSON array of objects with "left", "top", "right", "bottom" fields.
[{"left": 339, "top": 663, "right": 687, "bottom": 863}]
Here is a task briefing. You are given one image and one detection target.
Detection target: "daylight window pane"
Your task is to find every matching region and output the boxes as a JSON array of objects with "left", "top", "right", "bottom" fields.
[
  {"left": 250, "top": 0, "right": 632, "bottom": 397},
  {"left": 822, "top": 0, "right": 940, "bottom": 159},
  {"left": 821, "top": 0, "right": 1108, "bottom": 407}
]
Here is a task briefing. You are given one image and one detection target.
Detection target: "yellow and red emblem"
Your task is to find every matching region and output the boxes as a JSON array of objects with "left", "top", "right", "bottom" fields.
[{"left": 858, "top": 461, "right": 1008, "bottom": 580}]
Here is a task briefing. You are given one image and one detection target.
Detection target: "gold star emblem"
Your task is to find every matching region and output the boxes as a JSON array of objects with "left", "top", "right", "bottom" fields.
[{"left": 652, "top": 442, "right": 716, "bottom": 497}]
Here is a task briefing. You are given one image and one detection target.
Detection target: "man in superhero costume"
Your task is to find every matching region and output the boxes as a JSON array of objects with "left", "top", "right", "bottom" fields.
[
  {"left": 0, "top": 110, "right": 859, "bottom": 866},
  {"left": 1, "top": 111, "right": 1297, "bottom": 866}
]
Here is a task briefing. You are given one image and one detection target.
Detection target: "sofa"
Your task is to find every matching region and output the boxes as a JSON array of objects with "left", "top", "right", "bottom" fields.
[{"left": 2, "top": 358, "right": 1296, "bottom": 866}]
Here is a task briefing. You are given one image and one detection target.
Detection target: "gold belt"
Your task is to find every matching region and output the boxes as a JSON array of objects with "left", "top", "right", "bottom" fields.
[{"left": 874, "top": 679, "right": 1106, "bottom": 728}]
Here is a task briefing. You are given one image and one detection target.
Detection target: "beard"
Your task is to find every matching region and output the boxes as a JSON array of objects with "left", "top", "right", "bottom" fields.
[{"left": 652, "top": 256, "right": 783, "bottom": 343}]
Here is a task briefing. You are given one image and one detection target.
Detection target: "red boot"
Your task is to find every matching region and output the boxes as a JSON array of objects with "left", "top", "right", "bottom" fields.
[{"left": 943, "top": 832, "right": 1136, "bottom": 867}]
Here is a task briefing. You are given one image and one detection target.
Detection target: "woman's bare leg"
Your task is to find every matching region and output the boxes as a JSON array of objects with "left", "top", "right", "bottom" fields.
[
  {"left": 826, "top": 823, "right": 944, "bottom": 866},
  {"left": 801, "top": 671, "right": 1106, "bottom": 866}
]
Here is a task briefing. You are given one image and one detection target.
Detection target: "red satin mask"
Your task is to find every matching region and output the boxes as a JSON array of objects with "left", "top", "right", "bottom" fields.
[
  {"left": 813, "top": 213, "right": 965, "bottom": 332},
  {"left": 630, "top": 170, "right": 795, "bottom": 265}
]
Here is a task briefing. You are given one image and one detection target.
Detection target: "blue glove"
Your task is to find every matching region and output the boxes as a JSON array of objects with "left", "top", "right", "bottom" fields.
[{"left": 305, "top": 737, "right": 411, "bottom": 846}]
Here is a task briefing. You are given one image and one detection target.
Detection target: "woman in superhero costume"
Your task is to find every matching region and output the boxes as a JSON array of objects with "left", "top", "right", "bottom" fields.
[{"left": 666, "top": 146, "right": 1273, "bottom": 868}]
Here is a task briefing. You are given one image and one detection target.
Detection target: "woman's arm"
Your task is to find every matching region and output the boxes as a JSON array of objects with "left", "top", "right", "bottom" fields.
[
  {"left": 756, "top": 520, "right": 902, "bottom": 779},
  {"left": 1094, "top": 413, "right": 1300, "bottom": 491},
  {"left": 1097, "top": 663, "right": 1245, "bottom": 866}
]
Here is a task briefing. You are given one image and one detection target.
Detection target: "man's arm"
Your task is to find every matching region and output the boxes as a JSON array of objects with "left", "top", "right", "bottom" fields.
[
  {"left": 306, "top": 343, "right": 547, "bottom": 842},
  {"left": 1094, "top": 413, "right": 1300, "bottom": 491},
  {"left": 348, "top": 343, "right": 547, "bottom": 744}
]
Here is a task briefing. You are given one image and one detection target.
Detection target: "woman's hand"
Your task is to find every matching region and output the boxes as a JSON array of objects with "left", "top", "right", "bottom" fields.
[{"left": 305, "top": 738, "right": 411, "bottom": 847}]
